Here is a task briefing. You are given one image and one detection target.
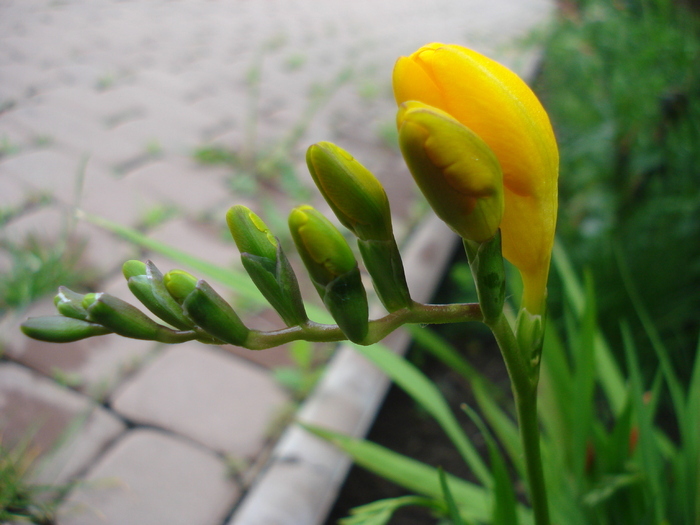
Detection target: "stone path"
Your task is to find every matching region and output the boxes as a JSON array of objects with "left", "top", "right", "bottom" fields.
[{"left": 0, "top": 1, "right": 554, "bottom": 523}]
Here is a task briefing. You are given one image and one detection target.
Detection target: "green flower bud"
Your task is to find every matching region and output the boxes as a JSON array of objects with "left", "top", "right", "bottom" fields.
[
  {"left": 289, "top": 206, "right": 368, "bottom": 343},
  {"left": 126, "top": 261, "right": 195, "bottom": 330},
  {"left": 397, "top": 101, "right": 504, "bottom": 243},
  {"left": 163, "top": 269, "right": 199, "bottom": 303},
  {"left": 54, "top": 286, "right": 89, "bottom": 320},
  {"left": 81, "top": 293, "right": 100, "bottom": 309},
  {"left": 182, "top": 281, "right": 250, "bottom": 346},
  {"left": 85, "top": 293, "right": 189, "bottom": 343},
  {"left": 122, "top": 260, "right": 148, "bottom": 280},
  {"left": 21, "top": 316, "right": 112, "bottom": 343},
  {"left": 306, "top": 142, "right": 393, "bottom": 242},
  {"left": 226, "top": 205, "right": 278, "bottom": 261},
  {"left": 227, "top": 205, "right": 308, "bottom": 327}
]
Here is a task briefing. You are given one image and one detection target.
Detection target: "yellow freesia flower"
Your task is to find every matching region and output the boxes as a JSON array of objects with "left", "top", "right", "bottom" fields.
[{"left": 393, "top": 43, "right": 559, "bottom": 315}]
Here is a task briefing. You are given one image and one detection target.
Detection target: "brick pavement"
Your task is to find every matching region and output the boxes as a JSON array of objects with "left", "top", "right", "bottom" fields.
[{"left": 0, "top": 1, "right": 554, "bottom": 523}]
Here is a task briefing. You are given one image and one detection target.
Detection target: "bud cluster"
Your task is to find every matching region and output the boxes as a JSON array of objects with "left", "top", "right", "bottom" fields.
[{"left": 22, "top": 43, "right": 557, "bottom": 358}]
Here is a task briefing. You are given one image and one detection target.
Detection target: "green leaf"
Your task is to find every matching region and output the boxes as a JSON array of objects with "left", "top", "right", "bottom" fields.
[
  {"left": 463, "top": 406, "right": 519, "bottom": 525},
  {"left": 570, "top": 273, "right": 598, "bottom": 479},
  {"left": 553, "top": 242, "right": 626, "bottom": 415},
  {"left": 409, "top": 326, "right": 523, "bottom": 476},
  {"left": 350, "top": 342, "right": 491, "bottom": 486},
  {"left": 300, "top": 423, "right": 493, "bottom": 523},
  {"left": 621, "top": 322, "right": 666, "bottom": 522},
  {"left": 438, "top": 467, "right": 465, "bottom": 525},
  {"left": 340, "top": 496, "right": 443, "bottom": 525}
]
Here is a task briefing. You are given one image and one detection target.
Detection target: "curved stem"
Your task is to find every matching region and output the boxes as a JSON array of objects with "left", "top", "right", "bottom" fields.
[
  {"left": 488, "top": 313, "right": 550, "bottom": 525},
  {"left": 242, "top": 301, "right": 482, "bottom": 350}
]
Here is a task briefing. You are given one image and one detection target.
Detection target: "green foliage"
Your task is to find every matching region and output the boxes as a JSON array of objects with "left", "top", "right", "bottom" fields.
[
  {"left": 537, "top": 0, "right": 700, "bottom": 371},
  {"left": 0, "top": 438, "right": 64, "bottom": 524},
  {"left": 0, "top": 236, "right": 92, "bottom": 315}
]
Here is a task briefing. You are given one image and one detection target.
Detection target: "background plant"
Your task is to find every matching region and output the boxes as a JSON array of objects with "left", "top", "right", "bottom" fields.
[{"left": 535, "top": 0, "right": 700, "bottom": 377}]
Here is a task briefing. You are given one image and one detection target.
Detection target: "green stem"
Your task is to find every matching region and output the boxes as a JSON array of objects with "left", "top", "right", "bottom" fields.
[
  {"left": 488, "top": 313, "right": 550, "bottom": 525},
  {"left": 242, "top": 301, "right": 482, "bottom": 349}
]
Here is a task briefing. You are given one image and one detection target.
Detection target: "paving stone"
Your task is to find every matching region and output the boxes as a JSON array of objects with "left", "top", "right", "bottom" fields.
[
  {"left": 0, "top": 362, "right": 126, "bottom": 485},
  {"left": 111, "top": 343, "right": 288, "bottom": 458},
  {"left": 229, "top": 458, "right": 335, "bottom": 525},
  {"left": 80, "top": 159, "right": 163, "bottom": 227},
  {"left": 57, "top": 429, "right": 239, "bottom": 525},
  {"left": 0, "top": 205, "right": 139, "bottom": 277},
  {"left": 124, "top": 156, "right": 232, "bottom": 215},
  {"left": 145, "top": 216, "right": 238, "bottom": 270},
  {"left": 1, "top": 148, "right": 87, "bottom": 203},
  {"left": 0, "top": 171, "right": 30, "bottom": 207},
  {"left": 5, "top": 104, "right": 116, "bottom": 159}
]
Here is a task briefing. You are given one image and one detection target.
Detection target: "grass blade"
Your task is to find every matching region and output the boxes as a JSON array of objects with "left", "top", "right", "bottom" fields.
[
  {"left": 409, "top": 326, "right": 523, "bottom": 476},
  {"left": 351, "top": 342, "right": 491, "bottom": 486}
]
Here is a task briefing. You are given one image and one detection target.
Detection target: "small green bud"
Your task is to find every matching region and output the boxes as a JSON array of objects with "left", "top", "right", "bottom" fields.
[
  {"left": 127, "top": 261, "right": 195, "bottom": 330},
  {"left": 516, "top": 306, "right": 545, "bottom": 366},
  {"left": 122, "top": 260, "right": 148, "bottom": 280},
  {"left": 289, "top": 205, "right": 368, "bottom": 343},
  {"left": 164, "top": 270, "right": 199, "bottom": 303},
  {"left": 226, "top": 205, "right": 278, "bottom": 260},
  {"left": 82, "top": 293, "right": 100, "bottom": 309},
  {"left": 54, "top": 286, "right": 89, "bottom": 320},
  {"left": 182, "top": 281, "right": 250, "bottom": 346},
  {"left": 21, "top": 316, "right": 112, "bottom": 343},
  {"left": 397, "top": 101, "right": 504, "bottom": 243},
  {"left": 85, "top": 293, "right": 187, "bottom": 343},
  {"left": 306, "top": 142, "right": 393, "bottom": 242}
]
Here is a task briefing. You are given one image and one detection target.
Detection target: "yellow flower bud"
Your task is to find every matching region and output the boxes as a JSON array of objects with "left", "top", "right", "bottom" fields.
[
  {"left": 393, "top": 43, "right": 559, "bottom": 314},
  {"left": 396, "top": 100, "right": 504, "bottom": 244}
]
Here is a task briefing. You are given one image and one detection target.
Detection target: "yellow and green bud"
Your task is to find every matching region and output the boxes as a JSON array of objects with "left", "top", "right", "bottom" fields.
[
  {"left": 21, "top": 316, "right": 112, "bottom": 343},
  {"left": 227, "top": 205, "right": 308, "bottom": 327},
  {"left": 397, "top": 101, "right": 504, "bottom": 244},
  {"left": 289, "top": 206, "right": 358, "bottom": 288},
  {"left": 289, "top": 205, "right": 368, "bottom": 343},
  {"left": 306, "top": 143, "right": 411, "bottom": 312},
  {"left": 226, "top": 205, "right": 279, "bottom": 261},
  {"left": 306, "top": 142, "right": 393, "bottom": 242}
]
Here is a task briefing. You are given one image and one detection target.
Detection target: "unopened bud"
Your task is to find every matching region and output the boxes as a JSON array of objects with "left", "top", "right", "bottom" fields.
[{"left": 397, "top": 101, "right": 504, "bottom": 243}]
